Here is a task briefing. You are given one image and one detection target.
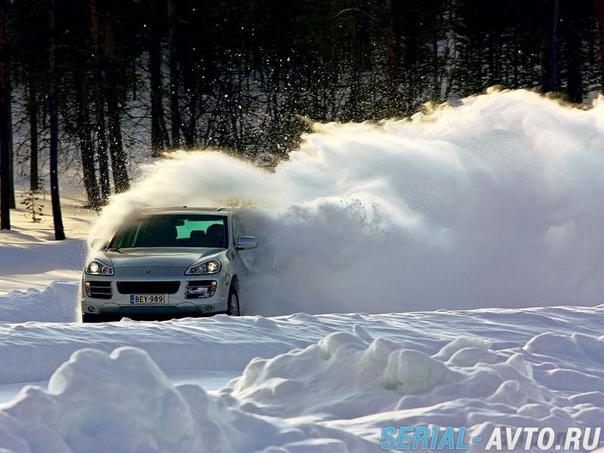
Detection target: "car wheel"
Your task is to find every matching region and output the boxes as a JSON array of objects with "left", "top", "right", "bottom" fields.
[
  {"left": 82, "top": 313, "right": 104, "bottom": 323},
  {"left": 227, "top": 284, "right": 240, "bottom": 316}
]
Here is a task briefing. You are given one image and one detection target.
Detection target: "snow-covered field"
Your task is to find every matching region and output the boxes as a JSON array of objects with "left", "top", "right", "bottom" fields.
[{"left": 0, "top": 89, "right": 603, "bottom": 452}]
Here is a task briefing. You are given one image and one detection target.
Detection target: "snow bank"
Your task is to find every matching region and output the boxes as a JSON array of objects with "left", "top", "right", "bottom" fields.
[
  {"left": 89, "top": 89, "right": 604, "bottom": 314},
  {"left": 229, "top": 329, "right": 463, "bottom": 419},
  {"left": 226, "top": 325, "right": 604, "bottom": 440},
  {"left": 2, "top": 315, "right": 602, "bottom": 452},
  {"left": 0, "top": 346, "right": 372, "bottom": 453},
  {"left": 0, "top": 238, "right": 86, "bottom": 296},
  {"left": 2, "top": 347, "right": 233, "bottom": 452},
  {"left": 0, "top": 282, "right": 79, "bottom": 323}
]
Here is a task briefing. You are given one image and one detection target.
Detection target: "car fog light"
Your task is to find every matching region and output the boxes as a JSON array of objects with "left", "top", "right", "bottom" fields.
[
  {"left": 87, "top": 306, "right": 96, "bottom": 313},
  {"left": 185, "top": 281, "right": 218, "bottom": 298}
]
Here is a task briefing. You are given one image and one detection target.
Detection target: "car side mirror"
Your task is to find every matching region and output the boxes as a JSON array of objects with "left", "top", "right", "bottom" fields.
[{"left": 236, "top": 236, "right": 258, "bottom": 250}]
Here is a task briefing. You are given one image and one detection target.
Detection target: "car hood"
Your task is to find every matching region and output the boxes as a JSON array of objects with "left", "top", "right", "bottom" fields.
[{"left": 101, "top": 248, "right": 223, "bottom": 268}]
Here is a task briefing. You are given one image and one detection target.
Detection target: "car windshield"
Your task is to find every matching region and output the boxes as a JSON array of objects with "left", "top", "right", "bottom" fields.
[{"left": 109, "top": 214, "right": 228, "bottom": 249}]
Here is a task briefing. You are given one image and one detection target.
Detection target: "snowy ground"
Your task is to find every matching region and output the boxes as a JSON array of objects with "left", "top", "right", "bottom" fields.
[{"left": 0, "top": 89, "right": 603, "bottom": 452}]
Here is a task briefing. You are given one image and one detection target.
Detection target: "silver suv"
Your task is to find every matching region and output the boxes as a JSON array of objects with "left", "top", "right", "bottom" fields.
[{"left": 79, "top": 207, "right": 258, "bottom": 322}]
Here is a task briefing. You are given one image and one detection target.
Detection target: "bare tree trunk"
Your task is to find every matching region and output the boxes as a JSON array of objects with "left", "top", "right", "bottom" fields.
[
  {"left": 385, "top": 0, "right": 398, "bottom": 93},
  {"left": 107, "top": 93, "right": 130, "bottom": 193},
  {"left": 543, "top": 0, "right": 559, "bottom": 92},
  {"left": 149, "top": 0, "right": 170, "bottom": 156},
  {"left": 0, "top": 0, "right": 11, "bottom": 230},
  {"left": 49, "top": 0, "right": 65, "bottom": 240},
  {"left": 104, "top": 12, "right": 130, "bottom": 193},
  {"left": 566, "top": 27, "right": 583, "bottom": 103},
  {"left": 149, "top": 39, "right": 170, "bottom": 156},
  {"left": 28, "top": 80, "right": 39, "bottom": 192},
  {"left": 6, "top": 69, "right": 13, "bottom": 209},
  {"left": 74, "top": 0, "right": 101, "bottom": 209},
  {"left": 167, "top": 0, "right": 181, "bottom": 148},
  {"left": 76, "top": 64, "right": 101, "bottom": 209},
  {"left": 95, "top": 97, "right": 110, "bottom": 201},
  {"left": 595, "top": 0, "right": 604, "bottom": 91},
  {"left": 89, "top": 0, "right": 110, "bottom": 202}
]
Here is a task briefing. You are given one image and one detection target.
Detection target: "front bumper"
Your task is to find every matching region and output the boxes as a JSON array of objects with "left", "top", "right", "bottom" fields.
[{"left": 80, "top": 273, "right": 231, "bottom": 322}]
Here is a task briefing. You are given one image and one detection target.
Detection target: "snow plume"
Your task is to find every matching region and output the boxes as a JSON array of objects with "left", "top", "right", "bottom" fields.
[{"left": 91, "top": 88, "right": 604, "bottom": 313}]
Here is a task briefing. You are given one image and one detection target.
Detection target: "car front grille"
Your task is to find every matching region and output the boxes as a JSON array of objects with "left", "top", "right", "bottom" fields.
[
  {"left": 87, "top": 281, "right": 112, "bottom": 299},
  {"left": 117, "top": 281, "right": 181, "bottom": 294}
]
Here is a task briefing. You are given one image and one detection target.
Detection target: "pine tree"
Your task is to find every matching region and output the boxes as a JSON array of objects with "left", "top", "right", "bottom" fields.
[{"left": 20, "top": 183, "right": 43, "bottom": 223}]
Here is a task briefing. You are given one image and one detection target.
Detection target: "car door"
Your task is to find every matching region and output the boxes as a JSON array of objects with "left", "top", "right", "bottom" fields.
[{"left": 230, "top": 214, "right": 254, "bottom": 275}]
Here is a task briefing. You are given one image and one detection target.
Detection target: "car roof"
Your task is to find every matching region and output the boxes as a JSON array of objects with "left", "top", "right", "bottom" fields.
[{"left": 140, "top": 207, "right": 233, "bottom": 216}]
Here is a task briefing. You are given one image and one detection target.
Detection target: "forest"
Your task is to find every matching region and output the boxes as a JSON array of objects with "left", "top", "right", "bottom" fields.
[{"left": 1, "top": 0, "right": 604, "bottom": 238}]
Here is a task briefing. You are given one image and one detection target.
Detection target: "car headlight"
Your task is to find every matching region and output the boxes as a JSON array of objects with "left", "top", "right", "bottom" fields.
[
  {"left": 185, "top": 259, "right": 222, "bottom": 275},
  {"left": 85, "top": 260, "right": 115, "bottom": 276}
]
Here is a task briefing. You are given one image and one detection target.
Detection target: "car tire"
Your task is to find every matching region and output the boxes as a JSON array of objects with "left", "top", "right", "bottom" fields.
[
  {"left": 82, "top": 313, "right": 104, "bottom": 323},
  {"left": 227, "top": 283, "right": 240, "bottom": 316}
]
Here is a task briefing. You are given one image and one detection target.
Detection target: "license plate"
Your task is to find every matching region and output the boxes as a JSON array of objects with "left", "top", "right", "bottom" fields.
[{"left": 129, "top": 294, "right": 166, "bottom": 304}]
